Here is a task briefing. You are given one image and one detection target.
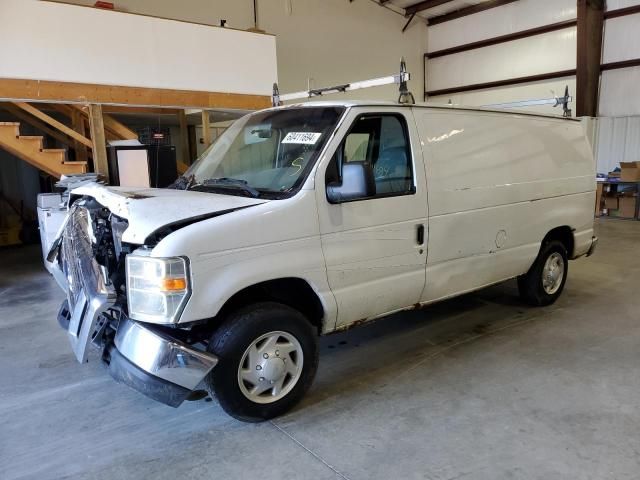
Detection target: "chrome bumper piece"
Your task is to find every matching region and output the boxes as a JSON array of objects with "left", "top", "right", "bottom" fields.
[
  {"left": 115, "top": 318, "right": 218, "bottom": 391},
  {"left": 53, "top": 205, "right": 117, "bottom": 363}
]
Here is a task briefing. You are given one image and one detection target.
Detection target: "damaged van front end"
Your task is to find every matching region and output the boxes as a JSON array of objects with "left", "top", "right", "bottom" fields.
[{"left": 48, "top": 191, "right": 220, "bottom": 407}]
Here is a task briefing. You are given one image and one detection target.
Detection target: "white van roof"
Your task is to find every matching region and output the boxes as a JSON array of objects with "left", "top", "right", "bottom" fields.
[{"left": 272, "top": 100, "right": 579, "bottom": 122}]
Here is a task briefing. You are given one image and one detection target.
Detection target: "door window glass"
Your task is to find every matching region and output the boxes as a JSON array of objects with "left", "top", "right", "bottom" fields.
[{"left": 339, "top": 114, "right": 414, "bottom": 196}]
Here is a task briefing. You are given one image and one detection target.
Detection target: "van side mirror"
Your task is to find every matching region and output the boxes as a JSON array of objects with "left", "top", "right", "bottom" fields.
[{"left": 326, "top": 162, "right": 376, "bottom": 203}]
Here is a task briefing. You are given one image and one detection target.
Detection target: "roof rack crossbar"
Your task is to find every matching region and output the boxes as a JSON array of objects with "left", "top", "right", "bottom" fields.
[
  {"left": 481, "top": 85, "right": 573, "bottom": 117},
  {"left": 272, "top": 58, "right": 414, "bottom": 106}
]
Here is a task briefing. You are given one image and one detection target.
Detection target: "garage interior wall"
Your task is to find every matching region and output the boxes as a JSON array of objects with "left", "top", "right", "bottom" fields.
[
  {"left": 425, "top": 0, "right": 577, "bottom": 115},
  {"left": 50, "top": 0, "right": 426, "bottom": 102},
  {"left": 425, "top": 0, "right": 640, "bottom": 174},
  {"left": 595, "top": 0, "right": 640, "bottom": 174}
]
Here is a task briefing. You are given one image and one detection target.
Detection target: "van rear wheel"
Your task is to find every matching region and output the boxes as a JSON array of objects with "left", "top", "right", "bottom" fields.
[
  {"left": 204, "top": 302, "right": 318, "bottom": 422},
  {"left": 518, "top": 240, "right": 568, "bottom": 306}
]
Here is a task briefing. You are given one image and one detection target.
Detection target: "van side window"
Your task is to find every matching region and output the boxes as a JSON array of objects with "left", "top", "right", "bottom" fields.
[{"left": 338, "top": 114, "right": 414, "bottom": 197}]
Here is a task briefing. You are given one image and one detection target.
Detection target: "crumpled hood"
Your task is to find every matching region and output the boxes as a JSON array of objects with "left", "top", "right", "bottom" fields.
[{"left": 70, "top": 183, "right": 266, "bottom": 244}]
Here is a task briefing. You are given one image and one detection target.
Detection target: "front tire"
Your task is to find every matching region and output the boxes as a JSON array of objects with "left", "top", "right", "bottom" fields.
[
  {"left": 518, "top": 240, "right": 568, "bottom": 306},
  {"left": 205, "top": 302, "right": 319, "bottom": 422}
]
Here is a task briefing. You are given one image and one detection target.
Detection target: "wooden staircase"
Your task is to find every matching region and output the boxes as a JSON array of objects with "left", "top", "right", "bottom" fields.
[{"left": 0, "top": 122, "right": 86, "bottom": 178}]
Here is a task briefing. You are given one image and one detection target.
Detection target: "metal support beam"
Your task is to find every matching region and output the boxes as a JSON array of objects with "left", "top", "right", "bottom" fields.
[
  {"left": 427, "top": 0, "right": 518, "bottom": 25},
  {"left": 425, "top": 19, "right": 576, "bottom": 58},
  {"left": 425, "top": 69, "right": 576, "bottom": 97},
  {"left": 88, "top": 104, "right": 109, "bottom": 179},
  {"left": 576, "top": 0, "right": 604, "bottom": 117},
  {"left": 402, "top": 13, "right": 416, "bottom": 32},
  {"left": 405, "top": 0, "right": 454, "bottom": 16}
]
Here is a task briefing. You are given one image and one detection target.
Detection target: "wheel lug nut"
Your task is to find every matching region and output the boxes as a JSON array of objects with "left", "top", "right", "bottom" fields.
[
  {"left": 270, "top": 380, "right": 275, "bottom": 384},
  {"left": 256, "top": 365, "right": 262, "bottom": 370},
  {"left": 275, "top": 350, "right": 279, "bottom": 356},
  {"left": 263, "top": 353, "right": 269, "bottom": 359},
  {"left": 259, "top": 377, "right": 264, "bottom": 382}
]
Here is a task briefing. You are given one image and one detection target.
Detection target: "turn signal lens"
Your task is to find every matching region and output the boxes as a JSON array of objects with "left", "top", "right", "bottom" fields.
[{"left": 161, "top": 277, "right": 187, "bottom": 292}]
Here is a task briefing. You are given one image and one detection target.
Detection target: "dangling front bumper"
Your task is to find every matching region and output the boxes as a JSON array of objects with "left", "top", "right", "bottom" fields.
[
  {"left": 51, "top": 204, "right": 217, "bottom": 407},
  {"left": 108, "top": 318, "right": 218, "bottom": 407}
]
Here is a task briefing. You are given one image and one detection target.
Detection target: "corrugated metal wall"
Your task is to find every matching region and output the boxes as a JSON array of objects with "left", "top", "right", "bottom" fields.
[
  {"left": 594, "top": 116, "right": 640, "bottom": 174},
  {"left": 426, "top": 0, "right": 578, "bottom": 116}
]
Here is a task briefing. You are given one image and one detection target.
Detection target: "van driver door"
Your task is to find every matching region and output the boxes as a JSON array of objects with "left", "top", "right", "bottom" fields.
[{"left": 315, "top": 108, "right": 428, "bottom": 330}]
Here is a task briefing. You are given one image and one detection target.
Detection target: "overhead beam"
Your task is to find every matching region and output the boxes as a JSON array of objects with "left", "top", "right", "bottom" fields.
[
  {"left": 426, "top": 19, "right": 576, "bottom": 58},
  {"left": 427, "top": 0, "right": 519, "bottom": 26},
  {"left": 576, "top": 0, "right": 604, "bottom": 117},
  {"left": 604, "top": 4, "right": 640, "bottom": 19},
  {"left": 405, "top": 0, "right": 455, "bottom": 16},
  {"left": 425, "top": 69, "right": 576, "bottom": 97},
  {"left": 0, "top": 79, "right": 271, "bottom": 110},
  {"left": 425, "top": 58, "right": 640, "bottom": 98},
  {"left": 12, "top": 102, "right": 93, "bottom": 148},
  {"left": 601, "top": 58, "right": 640, "bottom": 71}
]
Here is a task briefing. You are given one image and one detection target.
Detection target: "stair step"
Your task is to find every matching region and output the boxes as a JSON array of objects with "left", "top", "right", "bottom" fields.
[
  {"left": 18, "top": 136, "right": 44, "bottom": 148},
  {"left": 63, "top": 161, "right": 88, "bottom": 165},
  {"left": 42, "top": 148, "right": 67, "bottom": 154},
  {"left": 0, "top": 123, "right": 20, "bottom": 136}
]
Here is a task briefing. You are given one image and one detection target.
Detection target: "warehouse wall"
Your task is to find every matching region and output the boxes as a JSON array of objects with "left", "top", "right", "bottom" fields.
[
  {"left": 600, "top": 0, "right": 640, "bottom": 116},
  {"left": 426, "top": 0, "right": 640, "bottom": 119},
  {"left": 425, "top": 0, "right": 577, "bottom": 116},
  {"left": 3, "top": 0, "right": 277, "bottom": 97},
  {"left": 48, "top": 0, "right": 426, "bottom": 103}
]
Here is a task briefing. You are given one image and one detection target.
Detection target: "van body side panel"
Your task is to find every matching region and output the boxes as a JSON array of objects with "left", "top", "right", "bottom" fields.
[{"left": 413, "top": 108, "right": 595, "bottom": 303}]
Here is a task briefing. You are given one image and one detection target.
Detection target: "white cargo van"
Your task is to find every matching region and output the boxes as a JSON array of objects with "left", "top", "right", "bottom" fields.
[{"left": 49, "top": 101, "right": 597, "bottom": 421}]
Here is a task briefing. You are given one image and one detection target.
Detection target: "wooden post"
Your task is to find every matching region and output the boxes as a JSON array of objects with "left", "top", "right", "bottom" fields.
[
  {"left": 201, "top": 110, "right": 212, "bottom": 148},
  {"left": 576, "top": 0, "right": 604, "bottom": 117},
  {"left": 178, "top": 110, "right": 191, "bottom": 164},
  {"left": 71, "top": 109, "right": 88, "bottom": 164},
  {"left": 88, "top": 104, "right": 109, "bottom": 180}
]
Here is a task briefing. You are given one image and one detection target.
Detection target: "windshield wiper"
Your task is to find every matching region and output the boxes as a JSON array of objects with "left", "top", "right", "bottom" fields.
[
  {"left": 168, "top": 174, "right": 195, "bottom": 190},
  {"left": 200, "top": 177, "right": 260, "bottom": 198}
]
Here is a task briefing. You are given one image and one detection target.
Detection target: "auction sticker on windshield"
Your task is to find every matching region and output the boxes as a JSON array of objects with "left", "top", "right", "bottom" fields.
[{"left": 282, "top": 132, "right": 322, "bottom": 145}]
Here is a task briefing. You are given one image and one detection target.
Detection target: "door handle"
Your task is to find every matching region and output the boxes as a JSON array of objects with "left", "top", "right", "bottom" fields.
[{"left": 416, "top": 224, "right": 425, "bottom": 245}]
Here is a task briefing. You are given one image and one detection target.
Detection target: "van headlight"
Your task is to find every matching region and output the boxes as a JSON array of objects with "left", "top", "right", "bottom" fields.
[{"left": 126, "top": 252, "right": 191, "bottom": 324}]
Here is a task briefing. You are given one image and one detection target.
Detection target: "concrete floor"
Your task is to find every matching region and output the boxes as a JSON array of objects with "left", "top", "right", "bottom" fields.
[{"left": 1, "top": 219, "right": 639, "bottom": 480}]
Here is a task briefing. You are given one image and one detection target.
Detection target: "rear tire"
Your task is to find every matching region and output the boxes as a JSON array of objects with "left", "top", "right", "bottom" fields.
[
  {"left": 204, "top": 302, "right": 318, "bottom": 422},
  {"left": 518, "top": 240, "right": 568, "bottom": 306}
]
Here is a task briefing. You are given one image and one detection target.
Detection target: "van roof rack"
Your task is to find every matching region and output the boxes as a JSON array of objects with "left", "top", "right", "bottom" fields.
[
  {"left": 480, "top": 86, "right": 573, "bottom": 117},
  {"left": 272, "top": 58, "right": 414, "bottom": 107}
]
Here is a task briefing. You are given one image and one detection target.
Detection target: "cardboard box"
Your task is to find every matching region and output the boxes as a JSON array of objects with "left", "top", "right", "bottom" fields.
[
  {"left": 604, "top": 195, "right": 619, "bottom": 210},
  {"left": 595, "top": 183, "right": 603, "bottom": 216},
  {"left": 618, "top": 196, "right": 638, "bottom": 218},
  {"left": 620, "top": 161, "right": 640, "bottom": 182}
]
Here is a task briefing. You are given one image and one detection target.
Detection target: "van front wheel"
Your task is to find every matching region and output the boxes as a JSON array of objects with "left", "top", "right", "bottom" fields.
[
  {"left": 518, "top": 240, "right": 568, "bottom": 306},
  {"left": 204, "top": 302, "right": 318, "bottom": 422}
]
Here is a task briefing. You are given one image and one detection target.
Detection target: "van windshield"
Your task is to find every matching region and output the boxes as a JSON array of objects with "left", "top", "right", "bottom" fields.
[{"left": 175, "top": 106, "right": 345, "bottom": 199}]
